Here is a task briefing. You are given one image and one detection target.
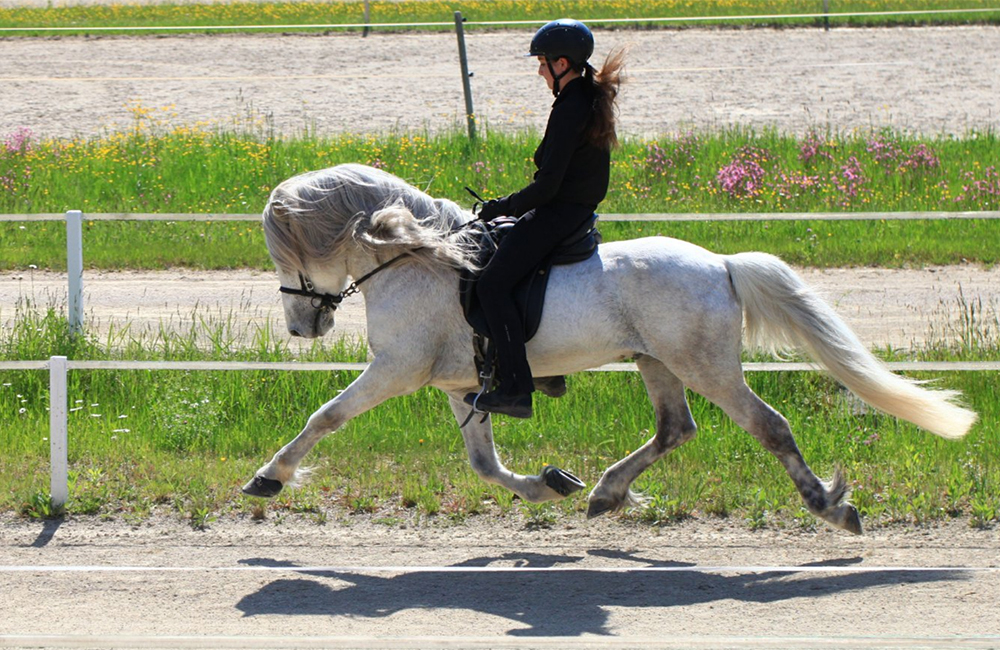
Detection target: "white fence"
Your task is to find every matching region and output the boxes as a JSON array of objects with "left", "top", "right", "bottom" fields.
[{"left": 4, "top": 209, "right": 999, "bottom": 508}]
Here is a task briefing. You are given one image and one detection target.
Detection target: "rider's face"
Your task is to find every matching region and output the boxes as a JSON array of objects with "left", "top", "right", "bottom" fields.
[{"left": 537, "top": 55, "right": 570, "bottom": 91}]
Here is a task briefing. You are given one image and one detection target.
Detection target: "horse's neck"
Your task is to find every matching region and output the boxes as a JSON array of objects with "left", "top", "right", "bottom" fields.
[{"left": 349, "top": 248, "right": 447, "bottom": 298}]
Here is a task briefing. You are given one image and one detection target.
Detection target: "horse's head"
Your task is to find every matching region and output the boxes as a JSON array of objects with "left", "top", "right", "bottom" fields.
[
  {"left": 262, "top": 163, "right": 481, "bottom": 338},
  {"left": 263, "top": 171, "right": 356, "bottom": 339},
  {"left": 274, "top": 261, "right": 349, "bottom": 338}
]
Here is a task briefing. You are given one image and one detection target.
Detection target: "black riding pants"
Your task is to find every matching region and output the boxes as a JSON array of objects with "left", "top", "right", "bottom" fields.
[{"left": 475, "top": 202, "right": 596, "bottom": 395}]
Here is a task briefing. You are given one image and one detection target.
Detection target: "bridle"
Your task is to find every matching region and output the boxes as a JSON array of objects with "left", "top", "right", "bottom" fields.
[{"left": 279, "top": 251, "right": 413, "bottom": 312}]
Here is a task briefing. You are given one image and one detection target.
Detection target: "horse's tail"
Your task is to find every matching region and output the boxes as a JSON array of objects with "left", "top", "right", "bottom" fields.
[{"left": 724, "top": 252, "right": 977, "bottom": 440}]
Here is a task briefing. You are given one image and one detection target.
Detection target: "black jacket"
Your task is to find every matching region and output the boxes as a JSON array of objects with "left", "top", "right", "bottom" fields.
[{"left": 500, "top": 77, "right": 610, "bottom": 218}]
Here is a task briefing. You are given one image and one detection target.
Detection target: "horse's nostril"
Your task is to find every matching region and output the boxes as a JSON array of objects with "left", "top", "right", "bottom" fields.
[{"left": 289, "top": 328, "right": 302, "bottom": 337}]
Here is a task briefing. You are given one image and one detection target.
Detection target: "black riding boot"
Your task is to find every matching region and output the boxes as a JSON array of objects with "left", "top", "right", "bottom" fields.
[
  {"left": 464, "top": 388, "right": 533, "bottom": 419},
  {"left": 465, "top": 320, "right": 534, "bottom": 418}
]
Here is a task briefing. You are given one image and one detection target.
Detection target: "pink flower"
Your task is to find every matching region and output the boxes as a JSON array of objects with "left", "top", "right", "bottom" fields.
[
  {"left": 716, "top": 146, "right": 770, "bottom": 199},
  {"left": 3, "top": 127, "right": 33, "bottom": 155}
]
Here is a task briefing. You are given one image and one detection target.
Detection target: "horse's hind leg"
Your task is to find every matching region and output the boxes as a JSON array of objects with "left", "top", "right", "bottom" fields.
[
  {"left": 587, "top": 355, "right": 698, "bottom": 518},
  {"left": 700, "top": 381, "right": 862, "bottom": 534}
]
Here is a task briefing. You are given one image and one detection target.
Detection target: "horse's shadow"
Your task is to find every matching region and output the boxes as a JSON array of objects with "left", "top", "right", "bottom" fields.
[{"left": 234, "top": 550, "right": 965, "bottom": 637}]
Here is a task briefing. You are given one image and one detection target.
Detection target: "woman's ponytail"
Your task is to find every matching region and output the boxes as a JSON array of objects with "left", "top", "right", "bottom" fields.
[{"left": 584, "top": 46, "right": 627, "bottom": 151}]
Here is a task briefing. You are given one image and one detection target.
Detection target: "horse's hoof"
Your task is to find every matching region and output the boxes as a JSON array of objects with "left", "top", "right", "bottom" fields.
[
  {"left": 242, "top": 475, "right": 283, "bottom": 498},
  {"left": 842, "top": 505, "right": 863, "bottom": 535},
  {"left": 586, "top": 496, "right": 617, "bottom": 519},
  {"left": 543, "top": 465, "right": 585, "bottom": 497},
  {"left": 535, "top": 376, "right": 567, "bottom": 399},
  {"left": 543, "top": 465, "right": 585, "bottom": 496}
]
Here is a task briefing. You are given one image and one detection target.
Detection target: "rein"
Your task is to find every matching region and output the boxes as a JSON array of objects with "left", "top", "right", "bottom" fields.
[{"left": 279, "top": 251, "right": 413, "bottom": 311}]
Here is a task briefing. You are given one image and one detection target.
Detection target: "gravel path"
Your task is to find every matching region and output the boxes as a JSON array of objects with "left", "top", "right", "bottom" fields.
[
  {"left": 2, "top": 515, "right": 999, "bottom": 647},
  {"left": 2, "top": 26, "right": 998, "bottom": 138}
]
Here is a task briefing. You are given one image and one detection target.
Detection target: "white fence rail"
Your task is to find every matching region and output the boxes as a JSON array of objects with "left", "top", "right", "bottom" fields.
[
  {"left": 4, "top": 356, "right": 998, "bottom": 509},
  {"left": 3, "top": 208, "right": 998, "bottom": 336},
  {"left": 3, "top": 211, "right": 999, "bottom": 223}
]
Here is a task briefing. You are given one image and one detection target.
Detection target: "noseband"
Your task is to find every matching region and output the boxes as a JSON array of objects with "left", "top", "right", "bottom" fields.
[
  {"left": 280, "top": 273, "right": 350, "bottom": 311},
  {"left": 278, "top": 251, "right": 414, "bottom": 311}
]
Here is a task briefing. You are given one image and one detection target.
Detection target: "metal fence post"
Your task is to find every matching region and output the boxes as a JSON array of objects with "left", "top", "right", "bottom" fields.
[
  {"left": 66, "top": 210, "right": 83, "bottom": 335},
  {"left": 49, "top": 355, "right": 69, "bottom": 509},
  {"left": 454, "top": 11, "right": 477, "bottom": 141},
  {"left": 823, "top": 0, "right": 830, "bottom": 30},
  {"left": 362, "top": 0, "right": 370, "bottom": 37}
]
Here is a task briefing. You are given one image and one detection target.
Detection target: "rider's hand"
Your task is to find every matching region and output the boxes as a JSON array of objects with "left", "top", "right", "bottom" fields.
[{"left": 477, "top": 198, "right": 509, "bottom": 221}]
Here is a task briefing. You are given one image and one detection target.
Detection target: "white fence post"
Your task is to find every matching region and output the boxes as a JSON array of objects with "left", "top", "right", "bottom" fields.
[
  {"left": 66, "top": 210, "right": 83, "bottom": 335},
  {"left": 49, "top": 355, "right": 69, "bottom": 509}
]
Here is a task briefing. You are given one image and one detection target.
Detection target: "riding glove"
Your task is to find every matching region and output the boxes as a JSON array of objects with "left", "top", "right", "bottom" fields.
[{"left": 477, "top": 197, "right": 511, "bottom": 221}]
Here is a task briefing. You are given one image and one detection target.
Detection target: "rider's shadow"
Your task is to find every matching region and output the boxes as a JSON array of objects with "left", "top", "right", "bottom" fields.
[{"left": 235, "top": 552, "right": 965, "bottom": 637}]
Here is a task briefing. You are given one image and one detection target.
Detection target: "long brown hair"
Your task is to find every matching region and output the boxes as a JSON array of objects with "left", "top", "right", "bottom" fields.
[{"left": 582, "top": 46, "right": 627, "bottom": 151}]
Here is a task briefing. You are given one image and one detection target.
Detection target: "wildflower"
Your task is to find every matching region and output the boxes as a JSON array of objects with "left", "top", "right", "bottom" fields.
[
  {"left": 902, "top": 144, "right": 940, "bottom": 171},
  {"left": 716, "top": 147, "right": 769, "bottom": 199},
  {"left": 799, "top": 131, "right": 833, "bottom": 164},
  {"left": 3, "top": 127, "right": 33, "bottom": 155}
]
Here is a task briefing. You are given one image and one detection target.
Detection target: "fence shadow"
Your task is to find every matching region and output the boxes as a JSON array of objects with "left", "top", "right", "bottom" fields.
[
  {"left": 29, "top": 518, "right": 65, "bottom": 548},
  {"left": 234, "top": 551, "right": 966, "bottom": 637}
]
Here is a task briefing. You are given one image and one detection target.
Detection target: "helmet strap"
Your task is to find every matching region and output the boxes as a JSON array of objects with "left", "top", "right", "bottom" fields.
[{"left": 546, "top": 58, "right": 573, "bottom": 97}]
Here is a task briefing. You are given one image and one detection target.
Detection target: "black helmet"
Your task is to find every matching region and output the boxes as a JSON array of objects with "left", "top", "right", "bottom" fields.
[{"left": 527, "top": 19, "right": 594, "bottom": 68}]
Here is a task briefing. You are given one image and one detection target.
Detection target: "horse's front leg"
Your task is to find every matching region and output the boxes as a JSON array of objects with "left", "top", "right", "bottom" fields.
[
  {"left": 446, "top": 393, "right": 585, "bottom": 503},
  {"left": 243, "top": 357, "right": 417, "bottom": 498}
]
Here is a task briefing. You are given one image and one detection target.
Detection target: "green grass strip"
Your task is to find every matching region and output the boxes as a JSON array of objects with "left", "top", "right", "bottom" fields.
[
  {"left": 2, "top": 303, "right": 997, "bottom": 528},
  {"left": 2, "top": 122, "right": 997, "bottom": 270},
  {"left": 1, "top": 0, "right": 998, "bottom": 36}
]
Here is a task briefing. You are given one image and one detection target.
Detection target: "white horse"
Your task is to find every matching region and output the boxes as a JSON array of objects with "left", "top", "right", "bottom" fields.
[{"left": 242, "top": 163, "right": 977, "bottom": 534}]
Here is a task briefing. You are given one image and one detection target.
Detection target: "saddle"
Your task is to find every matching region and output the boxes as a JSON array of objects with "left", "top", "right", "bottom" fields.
[{"left": 458, "top": 214, "right": 601, "bottom": 395}]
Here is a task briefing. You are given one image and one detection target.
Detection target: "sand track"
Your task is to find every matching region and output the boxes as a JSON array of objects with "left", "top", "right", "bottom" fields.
[{"left": 2, "top": 26, "right": 998, "bottom": 138}]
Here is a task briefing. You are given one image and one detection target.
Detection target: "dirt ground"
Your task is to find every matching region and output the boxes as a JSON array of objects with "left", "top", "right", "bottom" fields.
[
  {"left": 2, "top": 26, "right": 999, "bottom": 138},
  {"left": 1, "top": 514, "right": 999, "bottom": 648}
]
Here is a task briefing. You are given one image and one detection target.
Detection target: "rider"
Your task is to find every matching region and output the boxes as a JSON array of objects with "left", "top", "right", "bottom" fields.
[{"left": 466, "top": 19, "right": 626, "bottom": 418}]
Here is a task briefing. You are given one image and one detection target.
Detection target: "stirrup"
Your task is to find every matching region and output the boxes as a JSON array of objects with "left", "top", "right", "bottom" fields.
[{"left": 460, "top": 369, "right": 494, "bottom": 428}]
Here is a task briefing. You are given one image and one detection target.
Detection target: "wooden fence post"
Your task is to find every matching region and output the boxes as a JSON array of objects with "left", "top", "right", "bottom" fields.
[{"left": 454, "top": 11, "right": 477, "bottom": 141}]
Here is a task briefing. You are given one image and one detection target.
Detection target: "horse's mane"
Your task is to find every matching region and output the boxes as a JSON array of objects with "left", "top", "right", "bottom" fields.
[{"left": 263, "top": 163, "right": 478, "bottom": 276}]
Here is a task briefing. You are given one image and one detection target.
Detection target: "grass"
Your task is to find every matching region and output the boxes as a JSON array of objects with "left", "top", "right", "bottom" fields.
[
  {"left": 2, "top": 298, "right": 998, "bottom": 529},
  {"left": 1, "top": 0, "right": 998, "bottom": 36},
  {"left": 2, "top": 116, "right": 998, "bottom": 270}
]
